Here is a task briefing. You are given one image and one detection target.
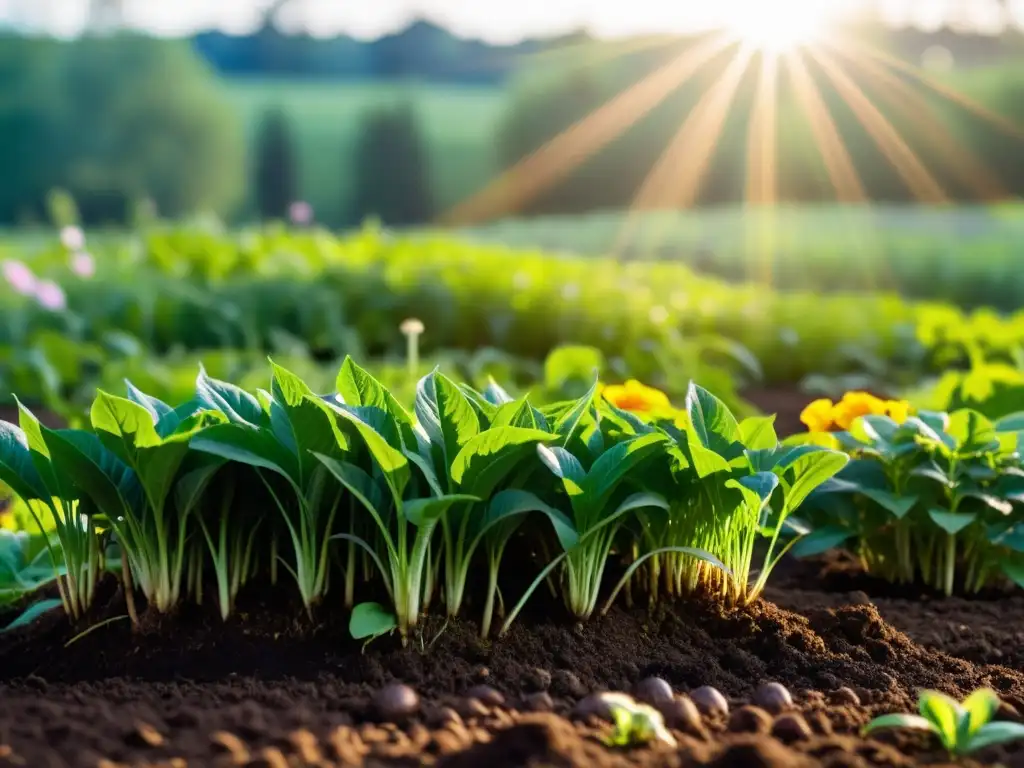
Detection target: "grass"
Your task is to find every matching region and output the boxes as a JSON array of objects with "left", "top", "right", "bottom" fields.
[
  {"left": 223, "top": 79, "right": 507, "bottom": 224},
  {"left": 451, "top": 204, "right": 1024, "bottom": 309}
]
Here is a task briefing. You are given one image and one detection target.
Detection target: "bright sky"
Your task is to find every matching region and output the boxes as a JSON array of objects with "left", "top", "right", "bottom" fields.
[{"left": 1, "top": 0, "right": 1022, "bottom": 41}]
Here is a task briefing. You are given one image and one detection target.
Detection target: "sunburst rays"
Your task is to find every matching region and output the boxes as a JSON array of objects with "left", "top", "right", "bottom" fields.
[{"left": 441, "top": 18, "right": 1024, "bottom": 289}]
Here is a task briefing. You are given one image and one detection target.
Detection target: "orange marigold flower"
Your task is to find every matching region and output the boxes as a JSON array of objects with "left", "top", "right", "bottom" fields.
[
  {"left": 832, "top": 391, "right": 888, "bottom": 431},
  {"left": 800, "top": 398, "right": 835, "bottom": 433},
  {"left": 602, "top": 379, "right": 671, "bottom": 413}
]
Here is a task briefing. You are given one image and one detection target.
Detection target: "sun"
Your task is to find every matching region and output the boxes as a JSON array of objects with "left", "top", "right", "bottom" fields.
[{"left": 720, "top": 1, "right": 834, "bottom": 52}]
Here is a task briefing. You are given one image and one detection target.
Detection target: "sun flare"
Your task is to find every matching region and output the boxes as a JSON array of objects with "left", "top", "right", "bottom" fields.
[{"left": 721, "top": 1, "right": 834, "bottom": 52}]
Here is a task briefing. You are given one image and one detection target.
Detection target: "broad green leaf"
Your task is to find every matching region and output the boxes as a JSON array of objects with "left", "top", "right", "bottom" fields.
[
  {"left": 948, "top": 410, "right": 998, "bottom": 456},
  {"left": 483, "top": 377, "right": 515, "bottom": 406},
  {"left": 154, "top": 398, "right": 205, "bottom": 439},
  {"left": 433, "top": 372, "right": 481, "bottom": 464},
  {"left": 349, "top": 601, "right": 396, "bottom": 640},
  {"left": 195, "top": 366, "right": 264, "bottom": 426},
  {"left": 966, "top": 721, "right": 1024, "bottom": 753},
  {"left": 995, "top": 412, "right": 1024, "bottom": 433},
  {"left": 790, "top": 525, "right": 855, "bottom": 558},
  {"left": 329, "top": 407, "right": 410, "bottom": 505},
  {"left": 269, "top": 361, "right": 348, "bottom": 480},
  {"left": 1, "top": 598, "right": 63, "bottom": 632},
  {"left": 537, "top": 444, "right": 586, "bottom": 493},
  {"left": 42, "top": 429, "right": 139, "bottom": 516},
  {"left": 190, "top": 423, "right": 299, "bottom": 485},
  {"left": 482, "top": 489, "right": 578, "bottom": 551},
  {"left": 862, "top": 714, "right": 936, "bottom": 737},
  {"left": 584, "top": 433, "right": 669, "bottom": 512},
  {"left": 919, "top": 690, "right": 964, "bottom": 749},
  {"left": 404, "top": 494, "right": 479, "bottom": 527},
  {"left": 928, "top": 510, "right": 977, "bottom": 535},
  {"left": 124, "top": 380, "right": 172, "bottom": 423},
  {"left": 739, "top": 416, "right": 778, "bottom": 451},
  {"left": 450, "top": 427, "right": 555, "bottom": 499},
  {"left": 685, "top": 382, "right": 741, "bottom": 451},
  {"left": 1001, "top": 560, "right": 1024, "bottom": 589},
  {"left": 781, "top": 449, "right": 849, "bottom": 512},
  {"left": 336, "top": 357, "right": 415, "bottom": 449},
  {"left": 91, "top": 391, "right": 162, "bottom": 463},
  {"left": 959, "top": 689, "right": 999, "bottom": 741},
  {"left": 959, "top": 490, "right": 1014, "bottom": 516},
  {"left": 0, "top": 422, "right": 49, "bottom": 502},
  {"left": 554, "top": 377, "right": 599, "bottom": 447},
  {"left": 726, "top": 472, "right": 780, "bottom": 513},
  {"left": 458, "top": 384, "right": 499, "bottom": 427},
  {"left": 861, "top": 488, "right": 918, "bottom": 520},
  {"left": 491, "top": 400, "right": 538, "bottom": 430},
  {"left": 312, "top": 455, "right": 386, "bottom": 518},
  {"left": 16, "top": 400, "right": 60, "bottom": 495}
]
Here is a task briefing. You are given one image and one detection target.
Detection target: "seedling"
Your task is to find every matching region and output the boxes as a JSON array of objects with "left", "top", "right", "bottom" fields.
[
  {"left": 603, "top": 693, "right": 677, "bottom": 748},
  {"left": 864, "top": 688, "right": 1024, "bottom": 756}
]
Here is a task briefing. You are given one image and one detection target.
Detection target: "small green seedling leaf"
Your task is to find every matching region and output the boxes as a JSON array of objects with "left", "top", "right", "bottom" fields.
[
  {"left": 349, "top": 601, "right": 397, "bottom": 641},
  {"left": 1, "top": 598, "right": 63, "bottom": 632}
]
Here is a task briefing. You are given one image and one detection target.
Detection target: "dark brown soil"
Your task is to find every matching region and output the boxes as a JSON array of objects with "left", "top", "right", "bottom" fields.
[{"left": 3, "top": 555, "right": 1024, "bottom": 768}]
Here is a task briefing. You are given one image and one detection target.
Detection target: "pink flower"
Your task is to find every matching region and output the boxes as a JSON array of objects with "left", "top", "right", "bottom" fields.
[
  {"left": 2, "top": 260, "right": 37, "bottom": 295},
  {"left": 60, "top": 226, "right": 85, "bottom": 251},
  {"left": 70, "top": 252, "right": 95, "bottom": 278},
  {"left": 289, "top": 201, "right": 313, "bottom": 226},
  {"left": 35, "top": 280, "right": 66, "bottom": 311}
]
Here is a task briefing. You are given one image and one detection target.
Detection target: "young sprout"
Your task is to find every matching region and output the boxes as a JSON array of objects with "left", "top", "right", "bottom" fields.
[
  {"left": 603, "top": 693, "right": 677, "bottom": 748},
  {"left": 400, "top": 318, "right": 425, "bottom": 381},
  {"left": 864, "top": 688, "right": 1024, "bottom": 756}
]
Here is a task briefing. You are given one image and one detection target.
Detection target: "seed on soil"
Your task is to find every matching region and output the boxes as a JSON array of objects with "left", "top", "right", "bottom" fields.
[
  {"left": 465, "top": 685, "right": 505, "bottom": 708},
  {"left": 689, "top": 685, "right": 729, "bottom": 716},
  {"left": 571, "top": 693, "right": 615, "bottom": 722},
  {"left": 522, "top": 692, "right": 555, "bottom": 712},
  {"left": 728, "top": 705, "right": 773, "bottom": 734},
  {"left": 753, "top": 682, "right": 793, "bottom": 714},
  {"left": 655, "top": 696, "right": 704, "bottom": 734},
  {"left": 210, "top": 731, "right": 250, "bottom": 763},
  {"left": 373, "top": 684, "right": 420, "bottom": 722},
  {"left": 829, "top": 686, "right": 861, "bottom": 706},
  {"left": 632, "top": 676, "right": 674, "bottom": 705},
  {"left": 772, "top": 713, "right": 813, "bottom": 743}
]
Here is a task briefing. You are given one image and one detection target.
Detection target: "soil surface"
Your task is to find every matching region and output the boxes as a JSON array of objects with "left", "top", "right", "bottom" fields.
[
  {"left": 742, "top": 387, "right": 811, "bottom": 437},
  {"left": 3, "top": 551, "right": 1024, "bottom": 768}
]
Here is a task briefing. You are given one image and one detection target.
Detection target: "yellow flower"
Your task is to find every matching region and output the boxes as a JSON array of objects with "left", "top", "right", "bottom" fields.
[
  {"left": 800, "top": 398, "right": 835, "bottom": 433},
  {"left": 832, "top": 391, "right": 888, "bottom": 430},
  {"left": 602, "top": 380, "right": 671, "bottom": 414},
  {"left": 885, "top": 400, "right": 912, "bottom": 424}
]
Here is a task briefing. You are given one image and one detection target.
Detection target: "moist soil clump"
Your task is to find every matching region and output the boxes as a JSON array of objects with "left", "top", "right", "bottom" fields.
[{"left": 2, "top": 573, "right": 1024, "bottom": 767}]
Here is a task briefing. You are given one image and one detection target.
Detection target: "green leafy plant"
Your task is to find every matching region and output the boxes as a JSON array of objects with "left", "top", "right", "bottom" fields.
[
  {"left": 796, "top": 408, "right": 1024, "bottom": 595},
  {"left": 864, "top": 688, "right": 1024, "bottom": 756}
]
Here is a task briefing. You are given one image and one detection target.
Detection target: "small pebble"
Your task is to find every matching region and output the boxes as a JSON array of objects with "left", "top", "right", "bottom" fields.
[
  {"left": 728, "top": 705, "right": 773, "bottom": 734},
  {"left": 656, "top": 696, "right": 703, "bottom": 733},
  {"left": 689, "top": 686, "right": 729, "bottom": 716},
  {"left": 632, "top": 677, "right": 674, "bottom": 705},
  {"left": 523, "top": 692, "right": 554, "bottom": 712},
  {"left": 373, "top": 684, "right": 419, "bottom": 722},
  {"left": 829, "top": 687, "right": 861, "bottom": 706},
  {"left": 424, "top": 706, "right": 462, "bottom": 728},
  {"left": 849, "top": 590, "right": 871, "bottom": 605},
  {"left": 753, "top": 682, "right": 793, "bottom": 714},
  {"left": 465, "top": 685, "right": 505, "bottom": 708},
  {"left": 571, "top": 693, "right": 615, "bottom": 722},
  {"left": 772, "top": 713, "right": 813, "bottom": 743}
]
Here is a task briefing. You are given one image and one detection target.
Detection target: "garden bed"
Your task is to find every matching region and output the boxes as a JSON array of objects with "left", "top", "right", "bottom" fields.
[{"left": 2, "top": 554, "right": 1024, "bottom": 768}]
